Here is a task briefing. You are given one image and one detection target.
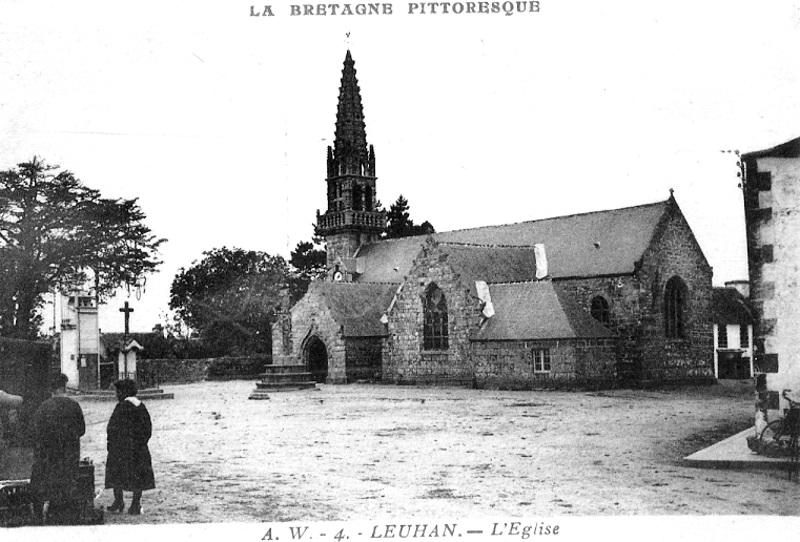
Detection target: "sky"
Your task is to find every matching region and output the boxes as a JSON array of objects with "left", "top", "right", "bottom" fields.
[{"left": 2, "top": 0, "right": 800, "bottom": 334}]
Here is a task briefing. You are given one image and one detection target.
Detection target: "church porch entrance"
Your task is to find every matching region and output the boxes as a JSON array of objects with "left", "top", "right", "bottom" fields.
[{"left": 304, "top": 336, "right": 329, "bottom": 383}]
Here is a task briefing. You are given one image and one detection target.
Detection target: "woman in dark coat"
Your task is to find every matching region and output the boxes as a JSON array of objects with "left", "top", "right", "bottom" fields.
[
  {"left": 105, "top": 379, "right": 155, "bottom": 515},
  {"left": 29, "top": 373, "right": 85, "bottom": 520}
]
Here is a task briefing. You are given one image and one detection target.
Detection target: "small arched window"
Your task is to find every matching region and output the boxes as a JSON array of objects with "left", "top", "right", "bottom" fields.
[
  {"left": 590, "top": 296, "right": 610, "bottom": 325},
  {"left": 664, "top": 276, "right": 687, "bottom": 339},
  {"left": 423, "top": 284, "right": 449, "bottom": 350}
]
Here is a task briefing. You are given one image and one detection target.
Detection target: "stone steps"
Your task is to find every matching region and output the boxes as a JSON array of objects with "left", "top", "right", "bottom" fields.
[
  {"left": 257, "top": 365, "right": 310, "bottom": 375},
  {"left": 248, "top": 365, "right": 317, "bottom": 400}
]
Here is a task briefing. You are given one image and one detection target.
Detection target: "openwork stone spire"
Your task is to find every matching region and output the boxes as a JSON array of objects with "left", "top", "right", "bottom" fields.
[
  {"left": 328, "top": 50, "right": 375, "bottom": 178},
  {"left": 317, "top": 50, "right": 385, "bottom": 268}
]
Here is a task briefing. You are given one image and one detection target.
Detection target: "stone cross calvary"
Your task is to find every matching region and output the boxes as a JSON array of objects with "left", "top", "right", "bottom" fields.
[
  {"left": 119, "top": 301, "right": 135, "bottom": 380},
  {"left": 119, "top": 301, "right": 134, "bottom": 337}
]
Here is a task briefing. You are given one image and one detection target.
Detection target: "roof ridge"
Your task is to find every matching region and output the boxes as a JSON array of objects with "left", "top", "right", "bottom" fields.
[
  {"left": 439, "top": 242, "right": 538, "bottom": 249},
  {"left": 485, "top": 279, "right": 548, "bottom": 286},
  {"left": 436, "top": 198, "right": 669, "bottom": 236},
  {"left": 320, "top": 281, "right": 398, "bottom": 286},
  {"left": 361, "top": 234, "right": 428, "bottom": 247}
]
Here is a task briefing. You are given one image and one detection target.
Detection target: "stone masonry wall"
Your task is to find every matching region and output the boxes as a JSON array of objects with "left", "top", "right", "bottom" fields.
[
  {"left": 556, "top": 203, "right": 713, "bottom": 384},
  {"left": 286, "top": 288, "right": 347, "bottom": 383},
  {"left": 325, "top": 230, "right": 382, "bottom": 270},
  {"left": 138, "top": 356, "right": 268, "bottom": 385},
  {"left": 634, "top": 202, "right": 714, "bottom": 382},
  {"left": 472, "top": 338, "right": 617, "bottom": 390},
  {"left": 385, "top": 242, "right": 482, "bottom": 386},
  {"left": 345, "top": 337, "right": 382, "bottom": 382},
  {"left": 325, "top": 232, "right": 362, "bottom": 267},
  {"left": 555, "top": 275, "right": 641, "bottom": 377}
]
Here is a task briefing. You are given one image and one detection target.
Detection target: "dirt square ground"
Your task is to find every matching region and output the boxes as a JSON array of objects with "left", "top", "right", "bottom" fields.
[{"left": 60, "top": 379, "right": 799, "bottom": 525}]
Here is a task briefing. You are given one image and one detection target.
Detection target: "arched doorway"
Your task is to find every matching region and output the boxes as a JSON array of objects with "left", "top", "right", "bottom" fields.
[{"left": 304, "top": 335, "right": 328, "bottom": 383}]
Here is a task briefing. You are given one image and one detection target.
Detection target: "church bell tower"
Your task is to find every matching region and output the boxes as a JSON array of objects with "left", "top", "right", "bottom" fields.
[{"left": 316, "top": 51, "right": 385, "bottom": 271}]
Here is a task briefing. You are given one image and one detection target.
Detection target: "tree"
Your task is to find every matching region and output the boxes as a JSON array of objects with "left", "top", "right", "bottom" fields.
[
  {"left": 168, "top": 247, "right": 290, "bottom": 357},
  {"left": 0, "top": 157, "right": 165, "bottom": 338},
  {"left": 385, "top": 195, "right": 435, "bottom": 239},
  {"left": 288, "top": 240, "right": 327, "bottom": 302}
]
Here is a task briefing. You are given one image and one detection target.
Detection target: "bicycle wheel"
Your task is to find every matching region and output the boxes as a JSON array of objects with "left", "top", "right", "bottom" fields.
[
  {"left": 761, "top": 419, "right": 785, "bottom": 443},
  {"left": 759, "top": 419, "right": 791, "bottom": 458}
]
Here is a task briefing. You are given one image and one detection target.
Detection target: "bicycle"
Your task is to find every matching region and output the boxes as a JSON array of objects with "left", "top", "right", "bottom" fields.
[{"left": 756, "top": 389, "right": 800, "bottom": 480}]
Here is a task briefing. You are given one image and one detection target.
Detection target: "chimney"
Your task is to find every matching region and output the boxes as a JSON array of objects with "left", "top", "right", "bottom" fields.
[{"left": 534, "top": 244, "right": 548, "bottom": 279}]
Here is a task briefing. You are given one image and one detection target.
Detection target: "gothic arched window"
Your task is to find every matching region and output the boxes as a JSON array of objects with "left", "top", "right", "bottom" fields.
[
  {"left": 423, "top": 284, "right": 449, "bottom": 350},
  {"left": 590, "top": 296, "right": 610, "bottom": 325},
  {"left": 664, "top": 276, "right": 687, "bottom": 339}
]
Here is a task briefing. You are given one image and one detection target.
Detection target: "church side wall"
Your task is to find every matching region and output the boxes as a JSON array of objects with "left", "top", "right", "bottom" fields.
[
  {"left": 555, "top": 275, "right": 642, "bottom": 381},
  {"left": 345, "top": 338, "right": 383, "bottom": 382},
  {"left": 384, "top": 245, "right": 482, "bottom": 386},
  {"left": 472, "top": 338, "right": 617, "bottom": 390}
]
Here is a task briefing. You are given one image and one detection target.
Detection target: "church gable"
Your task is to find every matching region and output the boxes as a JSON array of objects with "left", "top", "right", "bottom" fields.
[
  {"left": 383, "top": 241, "right": 485, "bottom": 386},
  {"left": 609, "top": 196, "right": 713, "bottom": 383},
  {"left": 641, "top": 196, "right": 712, "bottom": 274}
]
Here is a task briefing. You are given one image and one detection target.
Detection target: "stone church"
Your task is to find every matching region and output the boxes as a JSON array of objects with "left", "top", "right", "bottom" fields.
[{"left": 271, "top": 51, "right": 714, "bottom": 389}]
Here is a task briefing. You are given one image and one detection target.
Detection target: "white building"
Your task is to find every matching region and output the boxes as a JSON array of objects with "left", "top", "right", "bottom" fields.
[
  {"left": 711, "top": 282, "right": 754, "bottom": 379},
  {"left": 742, "top": 137, "right": 800, "bottom": 412},
  {"left": 59, "top": 291, "right": 100, "bottom": 390}
]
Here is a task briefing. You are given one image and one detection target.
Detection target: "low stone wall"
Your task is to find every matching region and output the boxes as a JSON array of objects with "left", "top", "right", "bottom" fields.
[{"left": 138, "top": 356, "right": 269, "bottom": 386}]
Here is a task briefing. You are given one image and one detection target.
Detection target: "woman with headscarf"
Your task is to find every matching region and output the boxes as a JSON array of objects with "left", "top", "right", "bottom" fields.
[{"left": 105, "top": 379, "right": 155, "bottom": 515}]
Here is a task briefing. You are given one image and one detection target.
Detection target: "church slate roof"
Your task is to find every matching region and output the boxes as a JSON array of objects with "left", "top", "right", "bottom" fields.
[
  {"left": 352, "top": 236, "right": 428, "bottom": 283},
  {"left": 310, "top": 282, "right": 397, "bottom": 337},
  {"left": 435, "top": 200, "right": 671, "bottom": 278},
  {"left": 352, "top": 199, "right": 673, "bottom": 284},
  {"left": 471, "top": 281, "right": 616, "bottom": 341},
  {"left": 712, "top": 287, "right": 754, "bottom": 325},
  {"left": 438, "top": 244, "right": 540, "bottom": 288}
]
